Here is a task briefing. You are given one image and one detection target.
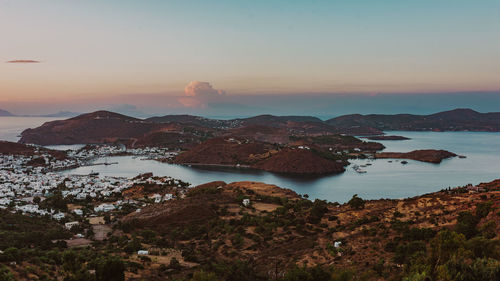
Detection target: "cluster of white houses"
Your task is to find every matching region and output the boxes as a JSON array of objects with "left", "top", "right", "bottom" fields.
[
  {"left": 0, "top": 151, "right": 186, "bottom": 220},
  {"left": 67, "top": 144, "right": 178, "bottom": 161}
]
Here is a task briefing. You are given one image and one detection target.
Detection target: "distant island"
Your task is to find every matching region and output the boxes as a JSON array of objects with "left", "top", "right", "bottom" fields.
[
  {"left": 327, "top": 108, "right": 500, "bottom": 132},
  {"left": 0, "top": 109, "right": 80, "bottom": 118},
  {"left": 364, "top": 135, "right": 410, "bottom": 140},
  {"left": 376, "top": 149, "right": 457, "bottom": 164},
  {"left": 0, "top": 108, "right": 14, "bottom": 116}
]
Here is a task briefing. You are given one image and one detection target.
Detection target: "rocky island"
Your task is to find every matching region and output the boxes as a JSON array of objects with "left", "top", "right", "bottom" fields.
[
  {"left": 172, "top": 138, "right": 348, "bottom": 175},
  {"left": 375, "top": 149, "right": 457, "bottom": 163},
  {"left": 364, "top": 135, "right": 410, "bottom": 140}
]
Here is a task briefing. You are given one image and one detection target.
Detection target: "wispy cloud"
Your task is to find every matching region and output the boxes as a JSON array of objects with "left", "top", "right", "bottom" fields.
[{"left": 6, "top": 59, "right": 41, "bottom": 63}]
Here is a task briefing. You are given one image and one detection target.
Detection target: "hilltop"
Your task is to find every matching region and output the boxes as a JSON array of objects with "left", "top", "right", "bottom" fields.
[
  {"left": 327, "top": 108, "right": 500, "bottom": 132},
  {"left": 19, "top": 108, "right": 500, "bottom": 148}
]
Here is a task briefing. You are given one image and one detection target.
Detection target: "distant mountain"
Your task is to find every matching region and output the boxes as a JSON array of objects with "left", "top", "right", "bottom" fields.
[
  {"left": 146, "top": 114, "right": 233, "bottom": 128},
  {"left": 19, "top": 111, "right": 155, "bottom": 145},
  {"left": 19, "top": 110, "right": 214, "bottom": 148},
  {"left": 37, "top": 111, "right": 81, "bottom": 118},
  {"left": 19, "top": 108, "right": 500, "bottom": 146},
  {"left": 0, "top": 108, "right": 14, "bottom": 116},
  {"left": 327, "top": 108, "right": 500, "bottom": 132},
  {"left": 236, "top": 115, "right": 323, "bottom": 126},
  {"left": 0, "top": 110, "right": 80, "bottom": 118}
]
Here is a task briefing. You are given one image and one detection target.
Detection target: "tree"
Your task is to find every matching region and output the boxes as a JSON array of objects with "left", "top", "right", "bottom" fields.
[
  {"left": 347, "top": 194, "right": 365, "bottom": 210},
  {"left": 430, "top": 230, "right": 466, "bottom": 267},
  {"left": 95, "top": 256, "right": 125, "bottom": 281},
  {"left": 190, "top": 270, "right": 219, "bottom": 281},
  {"left": 169, "top": 257, "right": 182, "bottom": 270},
  {"left": 282, "top": 265, "right": 332, "bottom": 281},
  {"left": 476, "top": 201, "right": 493, "bottom": 219},
  {"left": 63, "top": 251, "right": 81, "bottom": 273},
  {"left": 309, "top": 200, "right": 328, "bottom": 224},
  {"left": 455, "top": 211, "right": 479, "bottom": 239},
  {"left": 0, "top": 265, "right": 14, "bottom": 281}
]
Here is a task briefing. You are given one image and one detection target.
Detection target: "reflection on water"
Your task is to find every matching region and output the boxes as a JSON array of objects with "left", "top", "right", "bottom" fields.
[{"left": 61, "top": 131, "right": 500, "bottom": 203}]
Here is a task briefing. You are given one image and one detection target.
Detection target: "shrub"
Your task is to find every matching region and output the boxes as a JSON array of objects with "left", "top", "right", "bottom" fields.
[
  {"left": 95, "top": 256, "right": 125, "bottom": 281},
  {"left": 455, "top": 211, "right": 479, "bottom": 239},
  {"left": 476, "top": 201, "right": 493, "bottom": 219},
  {"left": 347, "top": 194, "right": 365, "bottom": 210}
]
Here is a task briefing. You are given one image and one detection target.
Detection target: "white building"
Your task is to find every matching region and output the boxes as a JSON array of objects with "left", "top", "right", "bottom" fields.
[{"left": 65, "top": 221, "right": 79, "bottom": 230}]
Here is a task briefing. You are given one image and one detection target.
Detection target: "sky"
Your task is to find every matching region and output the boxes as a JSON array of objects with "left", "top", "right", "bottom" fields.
[{"left": 1, "top": 0, "right": 500, "bottom": 116}]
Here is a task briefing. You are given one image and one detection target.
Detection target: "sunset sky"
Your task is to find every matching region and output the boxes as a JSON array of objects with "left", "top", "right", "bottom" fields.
[{"left": 1, "top": 0, "right": 500, "bottom": 116}]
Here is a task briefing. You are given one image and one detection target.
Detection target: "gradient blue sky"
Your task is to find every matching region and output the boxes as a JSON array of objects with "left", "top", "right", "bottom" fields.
[{"left": 1, "top": 0, "right": 500, "bottom": 115}]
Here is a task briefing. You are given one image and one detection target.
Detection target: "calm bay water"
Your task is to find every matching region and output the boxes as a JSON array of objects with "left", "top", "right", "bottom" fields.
[
  {"left": 61, "top": 131, "right": 500, "bottom": 203},
  {"left": 2, "top": 117, "right": 500, "bottom": 203},
  {"left": 0, "top": 116, "right": 61, "bottom": 142}
]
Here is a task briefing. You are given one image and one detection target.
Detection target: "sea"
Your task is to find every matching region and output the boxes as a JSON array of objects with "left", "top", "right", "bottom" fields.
[{"left": 2, "top": 116, "right": 500, "bottom": 203}]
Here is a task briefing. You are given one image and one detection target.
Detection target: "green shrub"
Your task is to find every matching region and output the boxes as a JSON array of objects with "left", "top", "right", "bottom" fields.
[{"left": 347, "top": 194, "right": 365, "bottom": 210}]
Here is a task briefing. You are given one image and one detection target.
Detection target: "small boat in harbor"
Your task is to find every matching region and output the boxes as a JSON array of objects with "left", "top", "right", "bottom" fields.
[
  {"left": 352, "top": 164, "right": 367, "bottom": 173},
  {"left": 89, "top": 170, "right": 99, "bottom": 176}
]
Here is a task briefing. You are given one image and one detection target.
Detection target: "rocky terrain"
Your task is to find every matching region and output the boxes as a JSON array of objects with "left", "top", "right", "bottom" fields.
[
  {"left": 252, "top": 149, "right": 346, "bottom": 174},
  {"left": 375, "top": 149, "right": 457, "bottom": 163},
  {"left": 1, "top": 172, "right": 499, "bottom": 280},
  {"left": 173, "top": 137, "right": 273, "bottom": 166},
  {"left": 116, "top": 179, "right": 500, "bottom": 280}
]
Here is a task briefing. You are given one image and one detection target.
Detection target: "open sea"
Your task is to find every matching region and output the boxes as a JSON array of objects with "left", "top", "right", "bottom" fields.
[{"left": 2, "top": 117, "right": 500, "bottom": 203}]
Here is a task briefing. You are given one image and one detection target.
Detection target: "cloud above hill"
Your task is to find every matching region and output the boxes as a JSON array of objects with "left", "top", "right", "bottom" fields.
[
  {"left": 179, "top": 81, "right": 226, "bottom": 108},
  {"left": 184, "top": 81, "right": 226, "bottom": 97},
  {"left": 6, "top": 59, "right": 40, "bottom": 63}
]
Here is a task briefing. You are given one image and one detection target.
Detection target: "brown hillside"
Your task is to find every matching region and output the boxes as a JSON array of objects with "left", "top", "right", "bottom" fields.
[{"left": 253, "top": 148, "right": 345, "bottom": 174}]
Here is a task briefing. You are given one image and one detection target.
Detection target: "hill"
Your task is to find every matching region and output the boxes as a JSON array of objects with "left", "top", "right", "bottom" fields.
[
  {"left": 253, "top": 148, "right": 346, "bottom": 174},
  {"left": 116, "top": 179, "right": 500, "bottom": 280},
  {"left": 327, "top": 108, "right": 500, "bottom": 131},
  {"left": 1, "top": 175, "right": 499, "bottom": 280},
  {"left": 172, "top": 137, "right": 351, "bottom": 174},
  {"left": 0, "top": 140, "right": 67, "bottom": 160},
  {"left": 0, "top": 108, "right": 14, "bottom": 116}
]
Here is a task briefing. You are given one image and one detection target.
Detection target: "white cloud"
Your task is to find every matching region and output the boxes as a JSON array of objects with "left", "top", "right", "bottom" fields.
[
  {"left": 184, "top": 81, "right": 226, "bottom": 97},
  {"left": 179, "top": 81, "right": 226, "bottom": 108}
]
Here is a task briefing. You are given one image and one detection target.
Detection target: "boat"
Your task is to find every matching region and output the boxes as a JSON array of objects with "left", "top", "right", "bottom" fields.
[
  {"left": 458, "top": 155, "right": 467, "bottom": 159},
  {"left": 401, "top": 161, "right": 408, "bottom": 165},
  {"left": 352, "top": 164, "right": 367, "bottom": 173},
  {"left": 89, "top": 170, "right": 99, "bottom": 176}
]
